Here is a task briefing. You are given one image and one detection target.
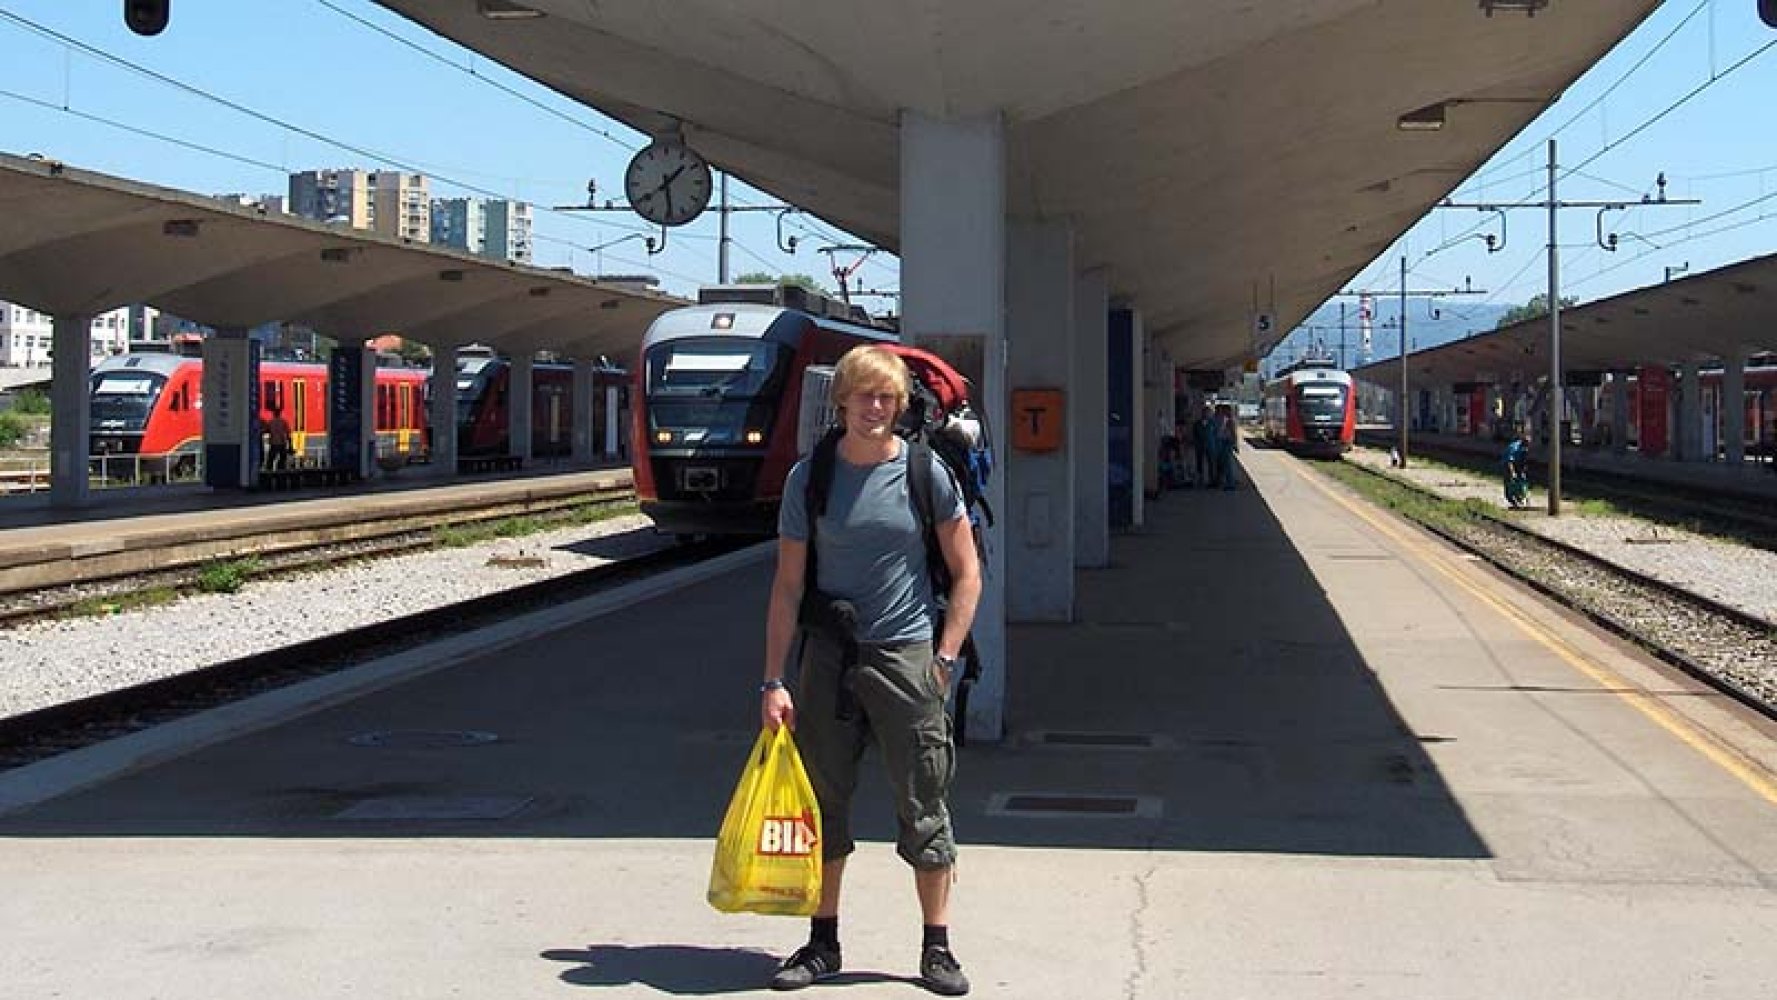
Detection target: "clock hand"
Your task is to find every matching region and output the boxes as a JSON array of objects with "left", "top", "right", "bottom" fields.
[{"left": 652, "top": 165, "right": 687, "bottom": 196}]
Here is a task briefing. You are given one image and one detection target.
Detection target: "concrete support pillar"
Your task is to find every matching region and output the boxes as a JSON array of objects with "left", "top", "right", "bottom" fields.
[
  {"left": 900, "top": 109, "right": 1006, "bottom": 743},
  {"left": 1131, "top": 310, "right": 1148, "bottom": 527},
  {"left": 1005, "top": 218, "right": 1075, "bottom": 622},
  {"left": 605, "top": 382, "right": 623, "bottom": 458},
  {"left": 202, "top": 325, "right": 260, "bottom": 489},
  {"left": 1611, "top": 371, "right": 1630, "bottom": 455},
  {"left": 429, "top": 344, "right": 459, "bottom": 475},
  {"left": 571, "top": 358, "right": 596, "bottom": 464},
  {"left": 1679, "top": 360, "right": 1702, "bottom": 462},
  {"left": 49, "top": 311, "right": 94, "bottom": 507},
  {"left": 1072, "top": 268, "right": 1110, "bottom": 569},
  {"left": 509, "top": 355, "right": 533, "bottom": 462},
  {"left": 326, "top": 339, "right": 376, "bottom": 480},
  {"left": 1723, "top": 350, "right": 1747, "bottom": 465}
]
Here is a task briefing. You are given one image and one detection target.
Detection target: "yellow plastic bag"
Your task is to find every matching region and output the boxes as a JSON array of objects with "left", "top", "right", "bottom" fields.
[{"left": 707, "top": 726, "right": 823, "bottom": 916}]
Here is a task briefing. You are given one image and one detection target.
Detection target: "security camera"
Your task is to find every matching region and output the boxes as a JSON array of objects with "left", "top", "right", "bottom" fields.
[{"left": 124, "top": 0, "right": 169, "bottom": 36}]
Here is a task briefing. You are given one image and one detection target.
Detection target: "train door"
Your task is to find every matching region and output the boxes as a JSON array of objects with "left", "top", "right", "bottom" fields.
[
  {"left": 290, "top": 379, "right": 309, "bottom": 463},
  {"left": 398, "top": 382, "right": 414, "bottom": 456}
]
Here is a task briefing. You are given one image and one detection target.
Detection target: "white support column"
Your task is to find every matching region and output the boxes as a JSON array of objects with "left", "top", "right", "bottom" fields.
[
  {"left": 605, "top": 384, "right": 622, "bottom": 458},
  {"left": 202, "top": 325, "right": 258, "bottom": 489},
  {"left": 1072, "top": 269, "right": 1110, "bottom": 569},
  {"left": 1005, "top": 218, "right": 1075, "bottom": 622},
  {"left": 900, "top": 109, "right": 1007, "bottom": 743},
  {"left": 49, "top": 311, "right": 93, "bottom": 507},
  {"left": 1679, "top": 360, "right": 1702, "bottom": 462},
  {"left": 1611, "top": 371, "right": 1630, "bottom": 455},
  {"left": 509, "top": 355, "right": 534, "bottom": 462},
  {"left": 571, "top": 358, "right": 595, "bottom": 464},
  {"left": 1723, "top": 350, "right": 1747, "bottom": 465},
  {"left": 429, "top": 344, "right": 459, "bottom": 476}
]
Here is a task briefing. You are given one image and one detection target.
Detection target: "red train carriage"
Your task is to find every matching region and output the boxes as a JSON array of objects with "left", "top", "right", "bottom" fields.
[
  {"left": 631, "top": 287, "right": 893, "bottom": 536},
  {"left": 1262, "top": 360, "right": 1357, "bottom": 457},
  {"left": 453, "top": 355, "right": 630, "bottom": 458},
  {"left": 89, "top": 352, "right": 429, "bottom": 476}
]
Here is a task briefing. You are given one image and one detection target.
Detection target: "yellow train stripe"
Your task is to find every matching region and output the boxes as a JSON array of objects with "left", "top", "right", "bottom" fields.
[{"left": 1290, "top": 461, "right": 1777, "bottom": 807}]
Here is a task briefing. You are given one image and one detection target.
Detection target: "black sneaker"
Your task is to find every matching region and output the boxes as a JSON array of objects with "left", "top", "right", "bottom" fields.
[
  {"left": 919, "top": 945, "right": 970, "bottom": 996},
  {"left": 769, "top": 942, "right": 842, "bottom": 991}
]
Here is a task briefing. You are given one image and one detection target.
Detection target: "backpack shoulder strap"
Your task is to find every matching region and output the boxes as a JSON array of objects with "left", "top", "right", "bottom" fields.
[{"left": 803, "top": 427, "right": 844, "bottom": 589}]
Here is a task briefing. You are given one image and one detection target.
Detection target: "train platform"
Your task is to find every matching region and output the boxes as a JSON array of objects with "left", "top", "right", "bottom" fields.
[
  {"left": 2, "top": 447, "right": 1776, "bottom": 998},
  {"left": 0, "top": 462, "right": 633, "bottom": 594}
]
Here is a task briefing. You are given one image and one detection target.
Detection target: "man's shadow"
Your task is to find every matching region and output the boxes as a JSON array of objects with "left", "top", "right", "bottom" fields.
[{"left": 542, "top": 944, "right": 915, "bottom": 994}]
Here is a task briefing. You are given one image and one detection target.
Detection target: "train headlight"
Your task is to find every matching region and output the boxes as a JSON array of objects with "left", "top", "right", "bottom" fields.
[
  {"left": 744, "top": 429, "right": 764, "bottom": 445},
  {"left": 655, "top": 430, "right": 673, "bottom": 444}
]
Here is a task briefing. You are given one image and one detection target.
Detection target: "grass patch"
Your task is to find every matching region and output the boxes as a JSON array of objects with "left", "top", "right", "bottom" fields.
[
  {"left": 63, "top": 586, "right": 179, "bottom": 618},
  {"left": 1319, "top": 460, "right": 1495, "bottom": 535},
  {"left": 195, "top": 557, "right": 260, "bottom": 594},
  {"left": 433, "top": 500, "right": 638, "bottom": 548}
]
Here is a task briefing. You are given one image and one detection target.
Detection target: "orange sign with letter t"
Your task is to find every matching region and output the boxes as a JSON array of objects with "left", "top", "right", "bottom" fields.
[{"left": 1011, "top": 388, "right": 1064, "bottom": 453}]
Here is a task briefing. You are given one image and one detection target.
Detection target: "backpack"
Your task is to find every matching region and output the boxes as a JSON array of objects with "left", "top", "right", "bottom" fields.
[{"left": 802, "top": 345, "right": 995, "bottom": 745}]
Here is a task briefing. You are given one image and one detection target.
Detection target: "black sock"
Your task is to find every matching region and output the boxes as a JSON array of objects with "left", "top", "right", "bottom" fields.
[
  {"left": 811, "top": 916, "right": 840, "bottom": 949},
  {"left": 922, "top": 925, "right": 949, "bottom": 950}
]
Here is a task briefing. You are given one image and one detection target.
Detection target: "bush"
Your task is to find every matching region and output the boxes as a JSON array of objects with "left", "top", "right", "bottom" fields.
[
  {"left": 0, "top": 411, "right": 26, "bottom": 449},
  {"left": 9, "top": 388, "right": 50, "bottom": 415},
  {"left": 195, "top": 557, "right": 259, "bottom": 594}
]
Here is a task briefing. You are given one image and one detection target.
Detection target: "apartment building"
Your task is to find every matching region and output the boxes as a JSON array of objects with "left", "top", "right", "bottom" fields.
[
  {"left": 0, "top": 303, "right": 154, "bottom": 367},
  {"left": 288, "top": 169, "right": 371, "bottom": 228},
  {"left": 370, "top": 171, "right": 431, "bottom": 243},
  {"left": 431, "top": 198, "right": 487, "bottom": 255},
  {"left": 483, "top": 199, "right": 533, "bottom": 264}
]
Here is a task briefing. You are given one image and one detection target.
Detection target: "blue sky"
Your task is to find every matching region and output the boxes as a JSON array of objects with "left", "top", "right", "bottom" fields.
[{"left": 0, "top": 1, "right": 1773, "bottom": 329}]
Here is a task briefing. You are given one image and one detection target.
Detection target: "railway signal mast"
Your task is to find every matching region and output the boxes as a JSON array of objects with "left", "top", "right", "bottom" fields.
[{"left": 1439, "top": 140, "right": 1696, "bottom": 515}]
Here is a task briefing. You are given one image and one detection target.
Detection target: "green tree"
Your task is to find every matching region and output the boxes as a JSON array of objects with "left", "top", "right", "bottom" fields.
[
  {"left": 396, "top": 340, "right": 433, "bottom": 365},
  {"left": 1495, "top": 293, "right": 1577, "bottom": 329},
  {"left": 734, "top": 271, "right": 829, "bottom": 295}
]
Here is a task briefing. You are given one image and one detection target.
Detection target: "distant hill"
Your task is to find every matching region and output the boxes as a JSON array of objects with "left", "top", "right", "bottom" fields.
[{"left": 1266, "top": 299, "right": 1511, "bottom": 373}]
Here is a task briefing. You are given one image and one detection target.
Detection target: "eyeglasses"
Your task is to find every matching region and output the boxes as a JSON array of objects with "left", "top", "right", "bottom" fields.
[{"left": 847, "top": 391, "right": 898, "bottom": 408}]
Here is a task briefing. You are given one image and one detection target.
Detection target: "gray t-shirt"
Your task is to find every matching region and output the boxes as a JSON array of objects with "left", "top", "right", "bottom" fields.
[{"left": 779, "top": 440, "right": 966, "bottom": 644}]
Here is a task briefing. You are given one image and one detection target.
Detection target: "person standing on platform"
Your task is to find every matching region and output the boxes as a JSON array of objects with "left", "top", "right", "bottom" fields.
[
  {"left": 760, "top": 345, "right": 982, "bottom": 996},
  {"left": 1503, "top": 428, "right": 1532, "bottom": 509},
  {"left": 1214, "top": 404, "right": 1240, "bottom": 490},
  {"left": 1193, "top": 404, "right": 1216, "bottom": 487},
  {"left": 263, "top": 406, "right": 295, "bottom": 471}
]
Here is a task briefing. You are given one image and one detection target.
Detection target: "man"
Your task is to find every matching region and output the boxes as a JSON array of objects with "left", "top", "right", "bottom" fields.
[
  {"left": 761, "top": 345, "right": 982, "bottom": 996},
  {"left": 1192, "top": 403, "right": 1216, "bottom": 486},
  {"left": 263, "top": 406, "right": 295, "bottom": 471},
  {"left": 1503, "top": 428, "right": 1532, "bottom": 509}
]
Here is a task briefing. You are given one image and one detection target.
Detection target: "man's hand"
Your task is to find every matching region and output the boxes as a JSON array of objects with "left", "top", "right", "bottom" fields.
[{"left": 762, "top": 687, "right": 795, "bottom": 732}]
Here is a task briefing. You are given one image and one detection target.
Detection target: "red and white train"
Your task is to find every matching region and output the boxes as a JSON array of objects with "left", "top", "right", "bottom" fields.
[
  {"left": 89, "top": 352, "right": 429, "bottom": 476},
  {"left": 630, "top": 286, "right": 892, "bottom": 536},
  {"left": 1262, "top": 360, "right": 1357, "bottom": 457},
  {"left": 453, "top": 355, "right": 630, "bottom": 459}
]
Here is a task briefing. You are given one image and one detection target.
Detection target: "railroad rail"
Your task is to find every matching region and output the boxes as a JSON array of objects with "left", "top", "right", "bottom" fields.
[
  {"left": 0, "top": 536, "right": 744, "bottom": 772},
  {"left": 1330, "top": 458, "right": 1777, "bottom": 723},
  {"left": 1356, "top": 431, "right": 1777, "bottom": 551}
]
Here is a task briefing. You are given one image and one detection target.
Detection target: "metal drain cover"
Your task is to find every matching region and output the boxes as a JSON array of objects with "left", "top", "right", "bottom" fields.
[
  {"left": 333, "top": 795, "right": 533, "bottom": 821},
  {"left": 986, "top": 792, "right": 1162, "bottom": 819},
  {"left": 347, "top": 729, "right": 500, "bottom": 749},
  {"left": 1030, "top": 731, "right": 1166, "bottom": 750}
]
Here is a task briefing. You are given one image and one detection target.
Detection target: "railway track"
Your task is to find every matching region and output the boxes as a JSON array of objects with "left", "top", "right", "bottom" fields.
[
  {"left": 1355, "top": 431, "right": 1777, "bottom": 550},
  {"left": 0, "top": 535, "right": 747, "bottom": 773},
  {"left": 1329, "top": 459, "right": 1777, "bottom": 722},
  {"left": 0, "top": 481, "right": 637, "bottom": 626}
]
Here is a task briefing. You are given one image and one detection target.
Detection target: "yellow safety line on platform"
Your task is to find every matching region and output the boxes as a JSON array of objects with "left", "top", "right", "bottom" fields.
[{"left": 1290, "top": 462, "right": 1777, "bottom": 808}]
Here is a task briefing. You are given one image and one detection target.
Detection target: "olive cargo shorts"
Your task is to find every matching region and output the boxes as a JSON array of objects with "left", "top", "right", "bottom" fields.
[{"left": 793, "top": 631, "right": 958, "bottom": 870}]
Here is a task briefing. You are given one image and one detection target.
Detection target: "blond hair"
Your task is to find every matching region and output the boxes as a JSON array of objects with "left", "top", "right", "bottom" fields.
[{"left": 831, "top": 345, "right": 910, "bottom": 414}]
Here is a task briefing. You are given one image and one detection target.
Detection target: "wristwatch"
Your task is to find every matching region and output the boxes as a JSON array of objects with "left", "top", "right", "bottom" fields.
[
  {"left": 933, "top": 653, "right": 959, "bottom": 674},
  {"left": 760, "top": 677, "right": 788, "bottom": 694}
]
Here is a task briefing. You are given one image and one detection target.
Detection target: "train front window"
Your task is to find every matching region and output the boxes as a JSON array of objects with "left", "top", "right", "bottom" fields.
[
  {"left": 1298, "top": 385, "right": 1347, "bottom": 419},
  {"left": 645, "top": 339, "right": 790, "bottom": 444},
  {"left": 89, "top": 372, "right": 165, "bottom": 431}
]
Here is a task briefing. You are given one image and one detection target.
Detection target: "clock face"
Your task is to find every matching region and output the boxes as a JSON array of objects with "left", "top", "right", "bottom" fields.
[{"left": 624, "top": 141, "right": 712, "bottom": 227}]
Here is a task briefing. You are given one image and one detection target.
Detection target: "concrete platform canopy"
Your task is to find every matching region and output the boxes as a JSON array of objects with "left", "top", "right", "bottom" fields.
[
  {"left": 1353, "top": 251, "right": 1777, "bottom": 393},
  {"left": 374, "top": 0, "right": 1662, "bottom": 370},
  {"left": 0, "top": 151, "right": 686, "bottom": 360}
]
